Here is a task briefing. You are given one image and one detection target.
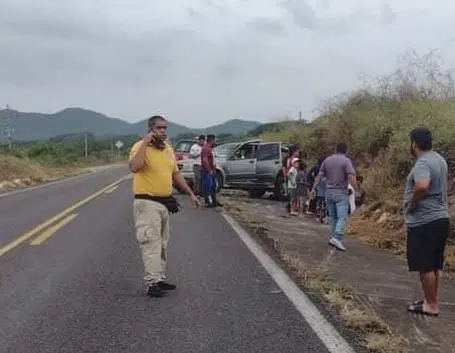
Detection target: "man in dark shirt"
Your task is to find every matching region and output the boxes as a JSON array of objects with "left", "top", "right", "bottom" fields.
[{"left": 201, "top": 134, "right": 222, "bottom": 208}]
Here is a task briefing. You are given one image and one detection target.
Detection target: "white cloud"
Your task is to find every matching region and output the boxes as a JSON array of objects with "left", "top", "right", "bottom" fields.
[{"left": 0, "top": 0, "right": 454, "bottom": 126}]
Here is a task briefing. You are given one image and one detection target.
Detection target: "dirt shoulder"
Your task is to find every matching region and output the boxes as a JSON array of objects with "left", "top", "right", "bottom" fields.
[
  {"left": 0, "top": 155, "right": 123, "bottom": 191},
  {"left": 221, "top": 192, "right": 455, "bottom": 353}
]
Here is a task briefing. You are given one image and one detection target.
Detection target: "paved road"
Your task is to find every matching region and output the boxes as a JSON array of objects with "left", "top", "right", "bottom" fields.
[{"left": 0, "top": 166, "right": 345, "bottom": 353}]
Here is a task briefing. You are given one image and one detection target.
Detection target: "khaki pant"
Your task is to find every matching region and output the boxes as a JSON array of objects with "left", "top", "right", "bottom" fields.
[
  {"left": 193, "top": 164, "right": 202, "bottom": 195},
  {"left": 133, "top": 199, "right": 170, "bottom": 284}
]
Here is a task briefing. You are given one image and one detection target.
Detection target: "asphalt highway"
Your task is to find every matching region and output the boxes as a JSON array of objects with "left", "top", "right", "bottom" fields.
[{"left": 0, "top": 166, "right": 348, "bottom": 353}]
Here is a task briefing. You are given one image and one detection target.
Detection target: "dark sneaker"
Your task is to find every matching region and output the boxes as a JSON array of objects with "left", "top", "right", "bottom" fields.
[
  {"left": 157, "top": 281, "right": 176, "bottom": 291},
  {"left": 214, "top": 201, "right": 223, "bottom": 207},
  {"left": 147, "top": 283, "right": 166, "bottom": 297}
]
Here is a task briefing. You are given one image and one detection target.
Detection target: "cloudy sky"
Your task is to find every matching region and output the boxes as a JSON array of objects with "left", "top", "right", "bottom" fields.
[{"left": 1, "top": 0, "right": 454, "bottom": 127}]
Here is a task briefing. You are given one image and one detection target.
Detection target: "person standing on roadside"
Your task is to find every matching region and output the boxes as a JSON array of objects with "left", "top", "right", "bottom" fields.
[
  {"left": 129, "top": 115, "right": 200, "bottom": 297},
  {"left": 296, "top": 160, "right": 309, "bottom": 215},
  {"left": 307, "top": 156, "right": 326, "bottom": 213},
  {"left": 405, "top": 128, "right": 449, "bottom": 317},
  {"left": 287, "top": 158, "right": 299, "bottom": 215},
  {"left": 189, "top": 135, "right": 206, "bottom": 196},
  {"left": 311, "top": 143, "right": 357, "bottom": 251},
  {"left": 283, "top": 145, "right": 299, "bottom": 212},
  {"left": 201, "top": 134, "right": 222, "bottom": 208}
]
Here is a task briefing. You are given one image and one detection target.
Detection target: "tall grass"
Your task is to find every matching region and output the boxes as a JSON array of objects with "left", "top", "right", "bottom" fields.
[{"left": 261, "top": 52, "right": 455, "bottom": 207}]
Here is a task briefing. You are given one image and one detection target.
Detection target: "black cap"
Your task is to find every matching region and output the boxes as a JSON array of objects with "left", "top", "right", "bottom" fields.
[{"left": 410, "top": 127, "right": 432, "bottom": 144}]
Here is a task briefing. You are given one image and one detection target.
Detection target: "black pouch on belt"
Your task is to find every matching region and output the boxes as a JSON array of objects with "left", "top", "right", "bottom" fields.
[{"left": 134, "top": 194, "right": 181, "bottom": 213}]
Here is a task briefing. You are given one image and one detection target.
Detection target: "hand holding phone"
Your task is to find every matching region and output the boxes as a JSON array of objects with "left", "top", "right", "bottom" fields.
[{"left": 143, "top": 128, "right": 156, "bottom": 144}]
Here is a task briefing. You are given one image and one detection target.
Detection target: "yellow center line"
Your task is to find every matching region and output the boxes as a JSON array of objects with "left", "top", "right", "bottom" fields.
[
  {"left": 30, "top": 213, "right": 78, "bottom": 246},
  {"left": 104, "top": 185, "right": 118, "bottom": 194},
  {"left": 0, "top": 174, "right": 129, "bottom": 256}
]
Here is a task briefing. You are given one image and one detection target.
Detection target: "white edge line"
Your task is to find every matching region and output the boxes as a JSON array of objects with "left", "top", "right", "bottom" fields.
[
  {"left": 0, "top": 165, "right": 123, "bottom": 199},
  {"left": 222, "top": 213, "right": 356, "bottom": 353}
]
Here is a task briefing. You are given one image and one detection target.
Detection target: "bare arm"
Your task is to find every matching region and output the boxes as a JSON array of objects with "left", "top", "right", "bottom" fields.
[
  {"left": 129, "top": 131, "right": 154, "bottom": 172},
  {"left": 345, "top": 159, "right": 358, "bottom": 190},
  {"left": 348, "top": 174, "right": 358, "bottom": 190},
  {"left": 407, "top": 162, "right": 431, "bottom": 212},
  {"left": 129, "top": 141, "right": 148, "bottom": 172},
  {"left": 311, "top": 171, "right": 323, "bottom": 193},
  {"left": 311, "top": 161, "right": 326, "bottom": 194}
]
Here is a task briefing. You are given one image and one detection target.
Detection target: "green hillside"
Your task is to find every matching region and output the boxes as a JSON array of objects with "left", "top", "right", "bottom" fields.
[{"left": 0, "top": 108, "right": 261, "bottom": 141}]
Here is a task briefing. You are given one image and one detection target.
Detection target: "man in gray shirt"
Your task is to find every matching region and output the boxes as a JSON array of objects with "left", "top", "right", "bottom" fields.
[
  {"left": 311, "top": 142, "right": 357, "bottom": 251},
  {"left": 405, "top": 128, "right": 450, "bottom": 317}
]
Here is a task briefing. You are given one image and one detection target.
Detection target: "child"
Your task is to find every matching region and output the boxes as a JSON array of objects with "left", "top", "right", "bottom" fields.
[
  {"left": 296, "top": 160, "right": 309, "bottom": 216},
  {"left": 315, "top": 177, "right": 327, "bottom": 223},
  {"left": 287, "top": 158, "right": 299, "bottom": 215}
]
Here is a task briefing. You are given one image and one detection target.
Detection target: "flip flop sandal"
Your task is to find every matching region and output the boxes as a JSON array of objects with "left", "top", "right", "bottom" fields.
[
  {"left": 411, "top": 300, "right": 424, "bottom": 305},
  {"left": 407, "top": 302, "right": 439, "bottom": 316}
]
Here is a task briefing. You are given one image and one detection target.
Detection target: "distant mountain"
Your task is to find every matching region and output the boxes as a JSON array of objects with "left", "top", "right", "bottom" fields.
[
  {"left": 199, "top": 119, "right": 261, "bottom": 135},
  {"left": 0, "top": 108, "right": 262, "bottom": 141}
]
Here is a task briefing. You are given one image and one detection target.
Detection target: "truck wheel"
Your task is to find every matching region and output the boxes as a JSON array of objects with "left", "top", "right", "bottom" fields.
[{"left": 216, "top": 171, "right": 223, "bottom": 193}]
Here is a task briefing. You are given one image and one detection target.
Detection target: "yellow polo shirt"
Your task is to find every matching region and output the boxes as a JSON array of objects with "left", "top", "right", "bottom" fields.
[{"left": 129, "top": 141, "right": 178, "bottom": 197}]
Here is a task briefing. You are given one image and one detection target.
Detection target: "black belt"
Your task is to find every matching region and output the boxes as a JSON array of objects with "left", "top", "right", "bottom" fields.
[{"left": 134, "top": 194, "right": 180, "bottom": 213}]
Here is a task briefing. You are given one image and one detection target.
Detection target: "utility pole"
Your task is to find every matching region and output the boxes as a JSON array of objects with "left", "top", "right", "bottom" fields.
[
  {"left": 2, "top": 104, "right": 15, "bottom": 151},
  {"left": 110, "top": 136, "right": 114, "bottom": 159},
  {"left": 84, "top": 132, "right": 88, "bottom": 159},
  {"left": 298, "top": 110, "right": 302, "bottom": 122}
]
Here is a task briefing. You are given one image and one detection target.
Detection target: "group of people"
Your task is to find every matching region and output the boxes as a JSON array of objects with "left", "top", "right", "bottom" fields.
[
  {"left": 128, "top": 115, "right": 450, "bottom": 319},
  {"left": 188, "top": 134, "right": 222, "bottom": 208},
  {"left": 279, "top": 128, "right": 450, "bottom": 317},
  {"left": 282, "top": 143, "right": 358, "bottom": 252},
  {"left": 283, "top": 149, "right": 328, "bottom": 222}
]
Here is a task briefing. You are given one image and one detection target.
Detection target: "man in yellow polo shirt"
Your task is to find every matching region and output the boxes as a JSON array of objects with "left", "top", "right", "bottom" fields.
[{"left": 129, "top": 115, "right": 200, "bottom": 297}]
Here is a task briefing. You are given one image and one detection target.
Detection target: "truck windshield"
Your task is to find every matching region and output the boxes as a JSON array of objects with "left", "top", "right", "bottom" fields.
[{"left": 214, "top": 143, "right": 237, "bottom": 158}]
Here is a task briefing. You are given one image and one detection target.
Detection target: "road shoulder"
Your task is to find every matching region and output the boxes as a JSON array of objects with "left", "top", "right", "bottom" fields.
[
  {"left": 0, "top": 163, "right": 124, "bottom": 197},
  {"left": 221, "top": 193, "right": 443, "bottom": 353}
]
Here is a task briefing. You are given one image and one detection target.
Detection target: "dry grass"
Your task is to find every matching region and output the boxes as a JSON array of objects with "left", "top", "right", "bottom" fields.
[
  {"left": 348, "top": 204, "right": 455, "bottom": 271},
  {"left": 281, "top": 254, "right": 406, "bottom": 353},
  {"left": 0, "top": 155, "right": 52, "bottom": 183},
  {"left": 347, "top": 209, "right": 405, "bottom": 256},
  {"left": 0, "top": 155, "right": 96, "bottom": 190},
  {"left": 223, "top": 197, "right": 407, "bottom": 353},
  {"left": 365, "top": 333, "right": 407, "bottom": 353},
  {"left": 255, "top": 53, "right": 455, "bottom": 271}
]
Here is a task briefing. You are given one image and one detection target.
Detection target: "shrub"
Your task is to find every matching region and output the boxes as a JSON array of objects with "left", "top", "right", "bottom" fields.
[{"left": 260, "top": 52, "right": 455, "bottom": 206}]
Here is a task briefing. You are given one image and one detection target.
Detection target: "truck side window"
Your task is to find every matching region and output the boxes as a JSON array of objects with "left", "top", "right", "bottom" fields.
[{"left": 257, "top": 144, "right": 280, "bottom": 161}]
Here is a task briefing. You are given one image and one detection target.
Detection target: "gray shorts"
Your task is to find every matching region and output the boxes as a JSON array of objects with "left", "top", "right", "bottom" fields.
[
  {"left": 289, "top": 188, "right": 298, "bottom": 201},
  {"left": 298, "top": 187, "right": 308, "bottom": 198}
]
